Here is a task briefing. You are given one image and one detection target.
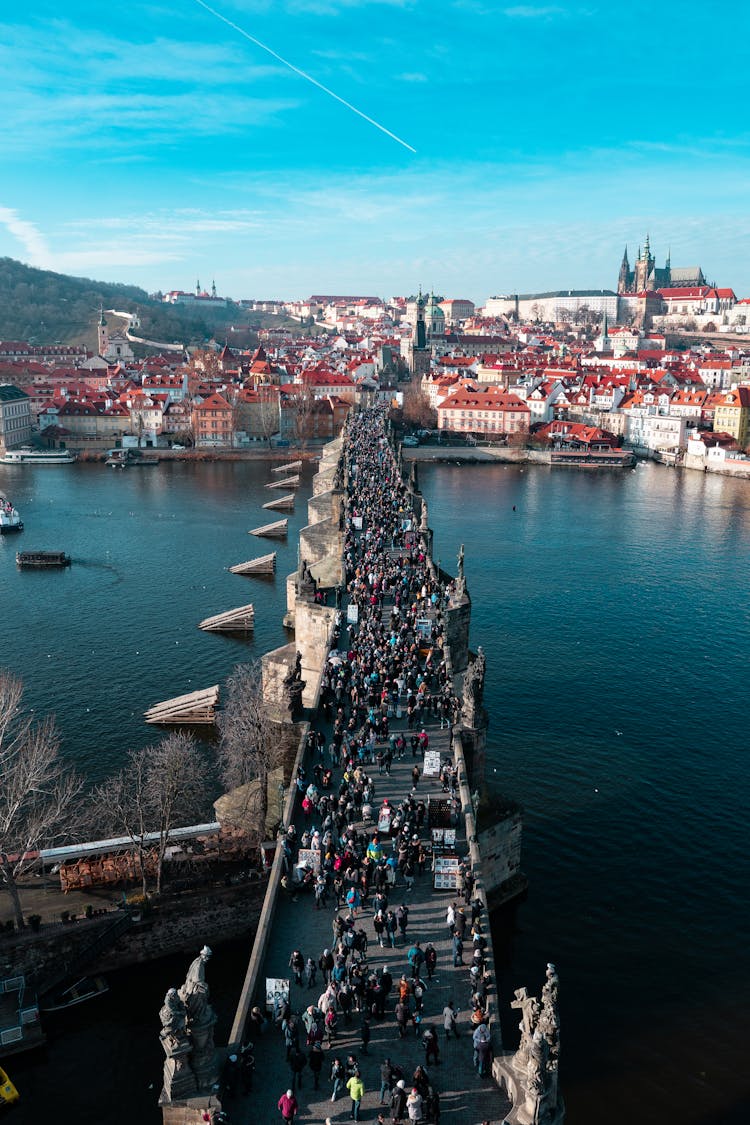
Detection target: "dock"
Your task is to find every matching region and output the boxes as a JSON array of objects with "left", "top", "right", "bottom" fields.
[
  {"left": 229, "top": 553, "right": 276, "bottom": 576},
  {"left": 249, "top": 519, "right": 288, "bottom": 539},
  {"left": 198, "top": 604, "right": 255, "bottom": 633},
  {"left": 144, "top": 685, "right": 219, "bottom": 725},
  {"left": 262, "top": 493, "right": 295, "bottom": 512}
]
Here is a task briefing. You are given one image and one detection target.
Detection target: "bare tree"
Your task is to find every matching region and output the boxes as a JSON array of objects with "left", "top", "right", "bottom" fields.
[
  {"left": 147, "top": 733, "right": 208, "bottom": 893},
  {"left": 91, "top": 748, "right": 151, "bottom": 897},
  {"left": 217, "top": 663, "right": 275, "bottom": 821},
  {"left": 402, "top": 384, "right": 437, "bottom": 430},
  {"left": 92, "top": 732, "right": 210, "bottom": 896},
  {"left": 258, "top": 385, "right": 280, "bottom": 447},
  {"left": 292, "top": 382, "right": 316, "bottom": 449},
  {"left": 0, "top": 671, "right": 83, "bottom": 929}
]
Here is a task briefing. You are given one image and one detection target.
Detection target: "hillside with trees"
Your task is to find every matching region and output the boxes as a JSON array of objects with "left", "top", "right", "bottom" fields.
[{"left": 0, "top": 258, "right": 296, "bottom": 350}]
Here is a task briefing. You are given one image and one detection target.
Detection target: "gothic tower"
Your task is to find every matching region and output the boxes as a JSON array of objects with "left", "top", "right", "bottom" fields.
[
  {"left": 617, "top": 247, "right": 630, "bottom": 294},
  {"left": 634, "top": 234, "right": 655, "bottom": 292}
]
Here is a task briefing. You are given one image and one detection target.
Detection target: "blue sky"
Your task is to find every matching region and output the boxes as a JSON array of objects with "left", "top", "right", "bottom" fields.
[{"left": 1, "top": 0, "right": 749, "bottom": 302}]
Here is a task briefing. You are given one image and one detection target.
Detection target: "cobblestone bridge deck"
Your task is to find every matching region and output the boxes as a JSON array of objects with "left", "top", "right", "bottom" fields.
[{"left": 224, "top": 708, "right": 511, "bottom": 1125}]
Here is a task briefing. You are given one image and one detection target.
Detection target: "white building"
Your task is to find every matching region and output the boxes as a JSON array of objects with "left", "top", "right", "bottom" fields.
[{"left": 641, "top": 414, "right": 687, "bottom": 452}]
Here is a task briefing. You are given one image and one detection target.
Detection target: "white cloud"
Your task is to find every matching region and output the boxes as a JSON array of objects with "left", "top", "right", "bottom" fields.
[
  {"left": 0, "top": 205, "right": 51, "bottom": 267},
  {"left": 398, "top": 72, "right": 428, "bottom": 83}
]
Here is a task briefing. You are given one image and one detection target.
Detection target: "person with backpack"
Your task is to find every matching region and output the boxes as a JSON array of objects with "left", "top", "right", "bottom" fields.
[
  {"left": 289, "top": 950, "right": 304, "bottom": 986},
  {"left": 396, "top": 903, "right": 409, "bottom": 943},
  {"left": 288, "top": 1044, "right": 307, "bottom": 1091},
  {"left": 390, "top": 1079, "right": 408, "bottom": 1125},
  {"left": 379, "top": 1057, "right": 395, "bottom": 1104},
  {"left": 422, "top": 1025, "right": 440, "bottom": 1066},
  {"left": 385, "top": 909, "right": 398, "bottom": 949},
  {"left": 308, "top": 1042, "right": 324, "bottom": 1090},
  {"left": 283, "top": 1014, "right": 299, "bottom": 1060},
  {"left": 407, "top": 941, "right": 424, "bottom": 979},
  {"left": 330, "top": 1056, "right": 345, "bottom": 1102},
  {"left": 325, "top": 1005, "right": 339, "bottom": 1046}
]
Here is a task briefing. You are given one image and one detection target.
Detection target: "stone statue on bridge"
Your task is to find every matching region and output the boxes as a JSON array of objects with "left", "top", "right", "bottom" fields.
[
  {"left": 178, "top": 945, "right": 218, "bottom": 1094},
  {"left": 419, "top": 498, "right": 429, "bottom": 533},
  {"left": 502, "top": 965, "right": 563, "bottom": 1125},
  {"left": 455, "top": 543, "right": 466, "bottom": 598},
  {"left": 159, "top": 987, "right": 198, "bottom": 1102},
  {"left": 283, "top": 651, "right": 306, "bottom": 720},
  {"left": 462, "top": 646, "right": 486, "bottom": 728}
]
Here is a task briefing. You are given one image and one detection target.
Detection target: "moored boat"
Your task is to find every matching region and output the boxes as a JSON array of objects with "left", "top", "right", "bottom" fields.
[
  {"left": 0, "top": 494, "right": 23, "bottom": 534},
  {"left": 0, "top": 1066, "right": 19, "bottom": 1105},
  {"left": 40, "top": 976, "right": 109, "bottom": 1014},
  {"left": 0, "top": 447, "right": 76, "bottom": 464},
  {"left": 16, "top": 550, "right": 71, "bottom": 568}
]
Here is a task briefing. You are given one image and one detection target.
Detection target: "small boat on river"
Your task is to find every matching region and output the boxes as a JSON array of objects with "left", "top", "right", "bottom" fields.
[
  {"left": 40, "top": 975, "right": 109, "bottom": 1014},
  {"left": 106, "top": 449, "right": 160, "bottom": 468},
  {"left": 0, "top": 494, "right": 23, "bottom": 534},
  {"left": 16, "top": 550, "right": 71, "bottom": 568},
  {"left": 0, "top": 1066, "right": 19, "bottom": 1105}
]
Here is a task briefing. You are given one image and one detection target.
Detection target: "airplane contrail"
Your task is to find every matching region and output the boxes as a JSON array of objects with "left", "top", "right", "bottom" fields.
[{"left": 191, "top": 0, "right": 416, "bottom": 154}]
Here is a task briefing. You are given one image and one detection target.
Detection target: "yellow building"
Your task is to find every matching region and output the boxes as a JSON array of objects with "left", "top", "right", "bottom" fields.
[{"left": 713, "top": 386, "right": 750, "bottom": 447}]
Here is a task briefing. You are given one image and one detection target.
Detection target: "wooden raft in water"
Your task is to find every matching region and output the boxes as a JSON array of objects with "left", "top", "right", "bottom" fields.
[
  {"left": 262, "top": 493, "right": 294, "bottom": 512},
  {"left": 198, "top": 603, "right": 255, "bottom": 632},
  {"left": 144, "top": 685, "right": 219, "bottom": 725},
  {"left": 265, "top": 475, "right": 300, "bottom": 491},
  {"left": 229, "top": 553, "right": 276, "bottom": 575},
  {"left": 271, "top": 460, "right": 302, "bottom": 475},
  {"left": 249, "top": 520, "right": 287, "bottom": 539}
]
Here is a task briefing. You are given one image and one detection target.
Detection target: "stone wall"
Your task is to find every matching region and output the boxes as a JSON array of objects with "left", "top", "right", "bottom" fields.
[{"left": 0, "top": 882, "right": 266, "bottom": 985}]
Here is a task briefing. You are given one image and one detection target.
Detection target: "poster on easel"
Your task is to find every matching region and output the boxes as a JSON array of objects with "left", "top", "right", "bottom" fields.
[
  {"left": 347, "top": 604, "right": 359, "bottom": 624},
  {"left": 423, "top": 750, "right": 441, "bottom": 777},
  {"left": 297, "top": 847, "right": 321, "bottom": 873},
  {"left": 433, "top": 854, "right": 461, "bottom": 891},
  {"left": 266, "top": 977, "right": 290, "bottom": 1014}
]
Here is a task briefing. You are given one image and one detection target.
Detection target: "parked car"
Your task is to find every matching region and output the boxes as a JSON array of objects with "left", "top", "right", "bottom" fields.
[{"left": 402, "top": 435, "right": 419, "bottom": 447}]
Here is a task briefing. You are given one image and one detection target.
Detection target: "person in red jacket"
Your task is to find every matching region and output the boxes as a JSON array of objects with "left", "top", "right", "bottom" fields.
[{"left": 278, "top": 1087, "right": 298, "bottom": 1123}]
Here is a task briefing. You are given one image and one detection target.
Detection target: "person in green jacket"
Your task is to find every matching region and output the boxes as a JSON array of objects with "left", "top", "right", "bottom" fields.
[{"left": 346, "top": 1071, "right": 365, "bottom": 1121}]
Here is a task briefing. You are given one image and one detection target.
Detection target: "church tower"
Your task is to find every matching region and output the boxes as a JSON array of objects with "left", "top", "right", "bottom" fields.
[
  {"left": 633, "top": 234, "right": 655, "bottom": 292},
  {"left": 410, "top": 289, "right": 431, "bottom": 381},
  {"left": 97, "top": 307, "right": 108, "bottom": 357},
  {"left": 617, "top": 247, "right": 630, "bottom": 294}
]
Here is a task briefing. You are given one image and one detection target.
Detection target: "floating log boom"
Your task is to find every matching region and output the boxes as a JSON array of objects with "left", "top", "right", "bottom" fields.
[
  {"left": 230, "top": 553, "right": 276, "bottom": 575},
  {"left": 271, "top": 460, "right": 302, "bottom": 475},
  {"left": 198, "top": 604, "right": 255, "bottom": 633},
  {"left": 262, "top": 493, "right": 295, "bottom": 511},
  {"left": 249, "top": 520, "right": 287, "bottom": 539},
  {"left": 144, "top": 685, "right": 219, "bottom": 725},
  {"left": 265, "top": 476, "right": 300, "bottom": 490}
]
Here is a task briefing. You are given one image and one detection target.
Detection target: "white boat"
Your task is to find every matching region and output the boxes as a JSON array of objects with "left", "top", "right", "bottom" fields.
[
  {"left": 0, "top": 447, "right": 76, "bottom": 465},
  {"left": 0, "top": 494, "right": 23, "bottom": 534}
]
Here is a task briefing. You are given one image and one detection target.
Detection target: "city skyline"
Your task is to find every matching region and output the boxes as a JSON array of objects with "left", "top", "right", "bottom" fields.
[{"left": 1, "top": 0, "right": 749, "bottom": 300}]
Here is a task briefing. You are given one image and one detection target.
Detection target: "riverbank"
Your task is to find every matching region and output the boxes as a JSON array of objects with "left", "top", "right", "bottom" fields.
[{"left": 73, "top": 447, "right": 321, "bottom": 464}]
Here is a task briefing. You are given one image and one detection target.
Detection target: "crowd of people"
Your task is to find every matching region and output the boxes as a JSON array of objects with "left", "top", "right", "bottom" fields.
[{"left": 235, "top": 412, "right": 495, "bottom": 1124}]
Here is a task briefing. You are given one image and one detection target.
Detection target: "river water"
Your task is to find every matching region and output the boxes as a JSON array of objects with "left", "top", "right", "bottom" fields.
[{"left": 2, "top": 457, "right": 749, "bottom": 1124}]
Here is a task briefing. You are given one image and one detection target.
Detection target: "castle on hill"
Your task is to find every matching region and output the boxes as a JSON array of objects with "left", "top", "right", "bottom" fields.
[{"left": 617, "top": 236, "right": 708, "bottom": 294}]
